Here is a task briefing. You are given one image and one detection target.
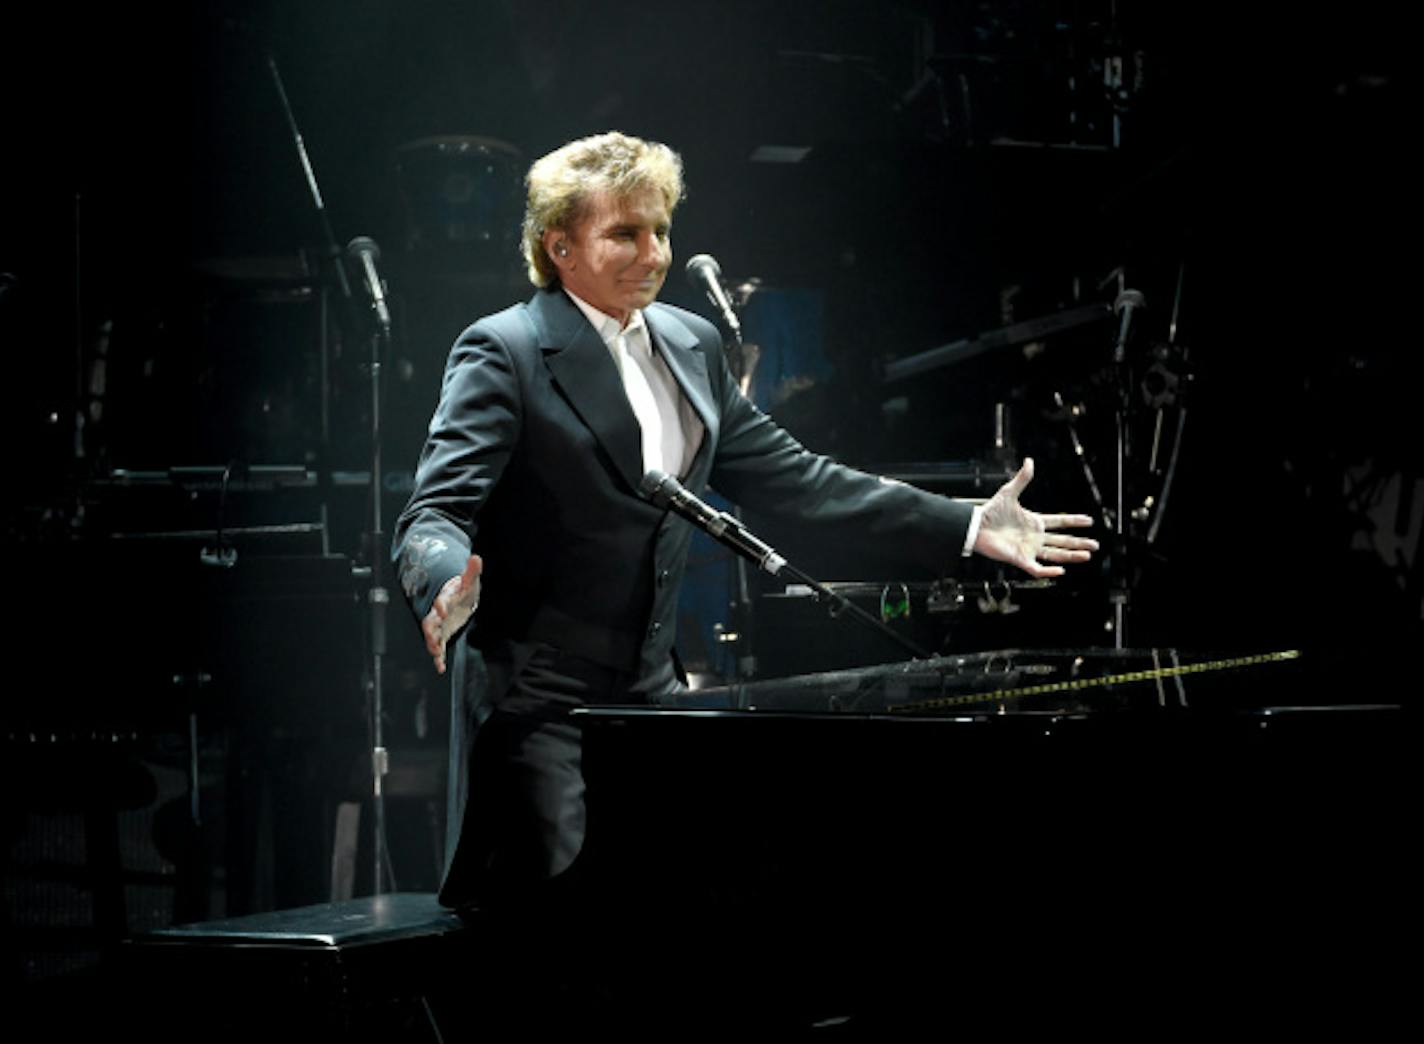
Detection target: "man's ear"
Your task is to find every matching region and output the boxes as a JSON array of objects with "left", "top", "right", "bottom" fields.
[{"left": 543, "top": 228, "right": 572, "bottom": 271}]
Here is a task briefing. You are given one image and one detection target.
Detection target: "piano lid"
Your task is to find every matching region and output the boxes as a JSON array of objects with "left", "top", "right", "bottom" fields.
[{"left": 649, "top": 646, "right": 1316, "bottom": 715}]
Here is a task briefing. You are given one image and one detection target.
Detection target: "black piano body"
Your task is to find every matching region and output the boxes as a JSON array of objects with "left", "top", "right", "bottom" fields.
[{"left": 561, "top": 650, "right": 1408, "bottom": 1030}]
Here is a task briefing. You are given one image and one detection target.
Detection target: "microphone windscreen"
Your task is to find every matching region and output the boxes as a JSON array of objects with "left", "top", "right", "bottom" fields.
[
  {"left": 640, "top": 469, "right": 674, "bottom": 504},
  {"left": 347, "top": 236, "right": 381, "bottom": 261},
  {"left": 684, "top": 254, "right": 719, "bottom": 282},
  {"left": 1114, "top": 288, "right": 1145, "bottom": 313}
]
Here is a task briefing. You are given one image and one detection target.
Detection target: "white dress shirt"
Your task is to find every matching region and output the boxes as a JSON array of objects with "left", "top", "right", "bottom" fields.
[{"left": 565, "top": 289, "right": 704, "bottom": 478}]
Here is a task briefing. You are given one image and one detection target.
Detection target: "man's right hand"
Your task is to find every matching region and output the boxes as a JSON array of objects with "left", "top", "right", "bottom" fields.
[{"left": 422, "top": 554, "right": 482, "bottom": 674}]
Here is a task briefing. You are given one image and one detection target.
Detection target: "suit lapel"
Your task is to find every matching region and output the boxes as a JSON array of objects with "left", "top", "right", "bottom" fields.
[
  {"left": 531, "top": 290, "right": 721, "bottom": 493},
  {"left": 533, "top": 290, "right": 646, "bottom": 495}
]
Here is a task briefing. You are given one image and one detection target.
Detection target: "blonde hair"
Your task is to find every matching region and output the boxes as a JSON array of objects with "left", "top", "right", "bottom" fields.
[{"left": 521, "top": 131, "right": 685, "bottom": 288}]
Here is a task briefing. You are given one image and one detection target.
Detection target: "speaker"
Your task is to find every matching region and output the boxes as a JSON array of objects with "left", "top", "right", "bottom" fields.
[{"left": 2, "top": 732, "right": 199, "bottom": 989}]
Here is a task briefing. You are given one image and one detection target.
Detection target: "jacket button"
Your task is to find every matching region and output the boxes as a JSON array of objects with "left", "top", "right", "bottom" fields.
[
  {"left": 656, "top": 569, "right": 670, "bottom": 587},
  {"left": 647, "top": 621, "right": 662, "bottom": 639}
]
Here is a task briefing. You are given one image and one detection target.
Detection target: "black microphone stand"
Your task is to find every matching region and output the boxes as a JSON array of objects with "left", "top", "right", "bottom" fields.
[
  {"left": 267, "top": 49, "right": 391, "bottom": 895},
  {"left": 266, "top": 52, "right": 355, "bottom": 312},
  {"left": 705, "top": 511, "right": 931, "bottom": 662},
  {"left": 357, "top": 295, "right": 392, "bottom": 897},
  {"left": 645, "top": 474, "right": 930, "bottom": 663},
  {"left": 775, "top": 560, "right": 932, "bottom": 662},
  {"left": 344, "top": 236, "right": 394, "bottom": 899},
  {"left": 690, "top": 259, "right": 761, "bottom": 680},
  {"left": 723, "top": 324, "right": 759, "bottom": 682}
]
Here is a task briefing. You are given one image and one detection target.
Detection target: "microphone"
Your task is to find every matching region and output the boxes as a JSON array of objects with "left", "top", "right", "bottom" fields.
[
  {"left": 640, "top": 470, "right": 786, "bottom": 576},
  {"left": 1113, "top": 288, "right": 1145, "bottom": 363},
  {"left": 347, "top": 236, "right": 391, "bottom": 332},
  {"left": 685, "top": 254, "right": 742, "bottom": 343}
]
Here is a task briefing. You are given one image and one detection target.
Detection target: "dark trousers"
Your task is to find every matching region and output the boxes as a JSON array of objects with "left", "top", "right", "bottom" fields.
[
  {"left": 431, "top": 645, "right": 689, "bottom": 1032},
  {"left": 451, "top": 642, "right": 676, "bottom": 910}
]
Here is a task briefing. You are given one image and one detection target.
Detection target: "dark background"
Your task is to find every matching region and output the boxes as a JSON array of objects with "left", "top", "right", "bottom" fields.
[{"left": 1, "top": 0, "right": 1413, "bottom": 1015}]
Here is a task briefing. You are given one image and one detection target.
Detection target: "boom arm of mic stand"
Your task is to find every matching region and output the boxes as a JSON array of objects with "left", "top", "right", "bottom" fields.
[
  {"left": 265, "top": 51, "right": 359, "bottom": 325},
  {"left": 775, "top": 560, "right": 931, "bottom": 661}
]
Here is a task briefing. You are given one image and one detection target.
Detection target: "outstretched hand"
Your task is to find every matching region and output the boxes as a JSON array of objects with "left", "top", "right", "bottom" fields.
[
  {"left": 973, "top": 458, "right": 1098, "bottom": 578},
  {"left": 422, "top": 554, "right": 483, "bottom": 674}
]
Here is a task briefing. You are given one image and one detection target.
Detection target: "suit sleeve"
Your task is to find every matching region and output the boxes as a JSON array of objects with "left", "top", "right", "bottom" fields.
[
  {"left": 704, "top": 333, "right": 972, "bottom": 572},
  {"left": 391, "top": 322, "right": 524, "bottom": 622}
]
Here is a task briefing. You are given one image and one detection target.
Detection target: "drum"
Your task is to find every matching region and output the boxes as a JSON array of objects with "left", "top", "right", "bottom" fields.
[{"left": 394, "top": 135, "right": 524, "bottom": 268}]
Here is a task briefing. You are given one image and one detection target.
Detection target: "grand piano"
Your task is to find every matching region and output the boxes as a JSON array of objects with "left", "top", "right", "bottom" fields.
[{"left": 563, "top": 648, "right": 1407, "bottom": 1030}]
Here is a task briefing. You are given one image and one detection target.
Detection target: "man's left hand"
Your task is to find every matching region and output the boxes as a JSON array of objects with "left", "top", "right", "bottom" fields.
[{"left": 974, "top": 458, "right": 1098, "bottom": 578}]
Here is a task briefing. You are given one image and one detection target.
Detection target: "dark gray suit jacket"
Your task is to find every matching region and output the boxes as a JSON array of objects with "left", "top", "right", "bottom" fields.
[
  {"left": 394, "top": 286, "right": 971, "bottom": 667},
  {"left": 392, "top": 286, "right": 973, "bottom": 902}
]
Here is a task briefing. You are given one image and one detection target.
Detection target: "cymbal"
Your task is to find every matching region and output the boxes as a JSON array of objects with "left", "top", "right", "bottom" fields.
[
  {"left": 394, "top": 134, "right": 522, "bottom": 159},
  {"left": 869, "top": 460, "right": 1011, "bottom": 491},
  {"left": 882, "top": 302, "right": 1112, "bottom": 383}
]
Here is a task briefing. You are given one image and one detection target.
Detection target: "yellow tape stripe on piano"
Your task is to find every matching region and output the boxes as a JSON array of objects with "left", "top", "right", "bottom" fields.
[{"left": 888, "top": 650, "right": 1302, "bottom": 714}]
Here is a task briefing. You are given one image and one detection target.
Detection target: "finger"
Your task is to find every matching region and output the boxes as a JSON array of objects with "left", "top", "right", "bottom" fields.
[
  {"left": 1041, "top": 513, "right": 1096, "bottom": 529},
  {"left": 424, "top": 619, "right": 448, "bottom": 674},
  {"left": 1002, "top": 457, "right": 1035, "bottom": 499},
  {"left": 433, "top": 583, "right": 456, "bottom": 619},
  {"left": 459, "top": 554, "right": 483, "bottom": 592},
  {"left": 998, "top": 546, "right": 1062, "bottom": 579},
  {"left": 437, "top": 559, "right": 480, "bottom": 617},
  {"left": 1040, "top": 546, "right": 1092, "bottom": 563},
  {"left": 1021, "top": 560, "right": 1065, "bottom": 578},
  {"left": 1042, "top": 532, "right": 1100, "bottom": 550}
]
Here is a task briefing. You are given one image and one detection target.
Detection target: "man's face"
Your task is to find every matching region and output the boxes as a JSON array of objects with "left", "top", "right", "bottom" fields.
[{"left": 551, "top": 187, "right": 672, "bottom": 324}]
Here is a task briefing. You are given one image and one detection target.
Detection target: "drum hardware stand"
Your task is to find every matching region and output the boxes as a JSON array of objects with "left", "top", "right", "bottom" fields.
[
  {"left": 1050, "top": 277, "right": 1141, "bottom": 648},
  {"left": 1056, "top": 262, "right": 1190, "bottom": 652},
  {"left": 1108, "top": 287, "right": 1143, "bottom": 649},
  {"left": 1145, "top": 262, "right": 1190, "bottom": 548},
  {"left": 1054, "top": 390, "right": 1110, "bottom": 525},
  {"left": 1118, "top": 266, "right": 1191, "bottom": 647}
]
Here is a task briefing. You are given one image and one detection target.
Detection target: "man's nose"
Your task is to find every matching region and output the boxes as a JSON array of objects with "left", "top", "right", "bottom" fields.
[{"left": 639, "top": 233, "right": 667, "bottom": 269}]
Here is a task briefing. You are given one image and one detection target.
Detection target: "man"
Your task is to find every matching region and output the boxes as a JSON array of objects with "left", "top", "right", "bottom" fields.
[{"left": 393, "top": 131, "right": 1097, "bottom": 912}]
